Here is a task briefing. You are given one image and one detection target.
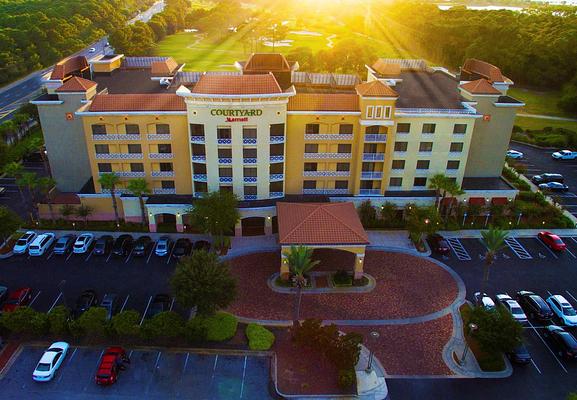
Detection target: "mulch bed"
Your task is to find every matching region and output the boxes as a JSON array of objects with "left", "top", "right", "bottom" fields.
[{"left": 314, "top": 275, "right": 329, "bottom": 288}]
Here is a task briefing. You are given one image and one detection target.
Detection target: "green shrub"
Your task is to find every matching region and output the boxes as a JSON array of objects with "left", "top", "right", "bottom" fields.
[
  {"left": 71, "top": 307, "right": 108, "bottom": 338},
  {"left": 0, "top": 307, "right": 48, "bottom": 335},
  {"left": 111, "top": 310, "right": 141, "bottom": 337},
  {"left": 333, "top": 270, "right": 352, "bottom": 286},
  {"left": 245, "top": 323, "right": 275, "bottom": 350},
  {"left": 185, "top": 317, "right": 208, "bottom": 343},
  {"left": 140, "top": 311, "right": 184, "bottom": 340},
  {"left": 338, "top": 368, "right": 356, "bottom": 389},
  {"left": 48, "top": 305, "right": 70, "bottom": 336},
  {"left": 203, "top": 312, "right": 238, "bottom": 341}
]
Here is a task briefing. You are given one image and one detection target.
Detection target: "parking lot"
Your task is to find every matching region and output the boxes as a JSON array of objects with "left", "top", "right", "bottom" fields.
[{"left": 0, "top": 345, "right": 272, "bottom": 399}]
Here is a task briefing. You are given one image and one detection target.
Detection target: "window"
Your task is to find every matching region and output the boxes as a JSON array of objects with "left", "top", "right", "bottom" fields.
[
  {"left": 422, "top": 123, "right": 436, "bottom": 134},
  {"left": 336, "top": 163, "right": 350, "bottom": 171},
  {"left": 374, "top": 106, "right": 383, "bottom": 119},
  {"left": 95, "top": 144, "right": 109, "bottom": 154},
  {"left": 303, "top": 180, "right": 316, "bottom": 189},
  {"left": 243, "top": 127, "right": 257, "bottom": 139},
  {"left": 416, "top": 160, "right": 430, "bottom": 170},
  {"left": 384, "top": 106, "right": 392, "bottom": 119},
  {"left": 217, "top": 127, "right": 231, "bottom": 139},
  {"left": 156, "top": 124, "right": 170, "bottom": 135},
  {"left": 161, "top": 180, "right": 175, "bottom": 189},
  {"left": 366, "top": 126, "right": 380, "bottom": 134},
  {"left": 391, "top": 160, "right": 405, "bottom": 170},
  {"left": 160, "top": 162, "right": 173, "bottom": 172},
  {"left": 190, "top": 124, "right": 205, "bottom": 137},
  {"left": 394, "top": 142, "right": 408, "bottom": 152},
  {"left": 335, "top": 180, "right": 349, "bottom": 189},
  {"left": 419, "top": 142, "right": 433, "bottom": 152},
  {"left": 92, "top": 124, "right": 106, "bottom": 135},
  {"left": 193, "top": 163, "right": 206, "bottom": 174},
  {"left": 396, "top": 123, "right": 410, "bottom": 134},
  {"left": 270, "top": 163, "right": 283, "bottom": 174},
  {"left": 366, "top": 106, "right": 374, "bottom": 119},
  {"left": 305, "top": 124, "right": 319, "bottom": 134},
  {"left": 125, "top": 124, "right": 139, "bottom": 135},
  {"left": 98, "top": 163, "right": 112, "bottom": 173},
  {"left": 244, "top": 186, "right": 257, "bottom": 196},
  {"left": 389, "top": 177, "right": 402, "bottom": 187},
  {"left": 128, "top": 144, "right": 141, "bottom": 154},
  {"left": 414, "top": 177, "right": 427, "bottom": 187},
  {"left": 219, "top": 185, "right": 232, "bottom": 192},
  {"left": 362, "top": 162, "right": 375, "bottom": 172},
  {"left": 339, "top": 124, "right": 353, "bottom": 134},
  {"left": 453, "top": 124, "right": 467, "bottom": 134},
  {"left": 244, "top": 167, "right": 257, "bottom": 177},
  {"left": 304, "top": 144, "right": 318, "bottom": 153},
  {"left": 447, "top": 160, "right": 460, "bottom": 170},
  {"left": 130, "top": 163, "right": 144, "bottom": 172},
  {"left": 218, "top": 148, "right": 232, "bottom": 158},
  {"left": 270, "top": 182, "right": 283, "bottom": 192},
  {"left": 158, "top": 144, "right": 171, "bottom": 153},
  {"left": 338, "top": 144, "right": 351, "bottom": 153},
  {"left": 450, "top": 142, "right": 464, "bottom": 153},
  {"left": 195, "top": 181, "right": 208, "bottom": 192},
  {"left": 304, "top": 163, "right": 318, "bottom": 172},
  {"left": 270, "top": 143, "right": 284, "bottom": 156},
  {"left": 270, "top": 123, "right": 284, "bottom": 136},
  {"left": 243, "top": 148, "right": 257, "bottom": 158},
  {"left": 191, "top": 144, "right": 205, "bottom": 156},
  {"left": 219, "top": 167, "right": 232, "bottom": 177}
]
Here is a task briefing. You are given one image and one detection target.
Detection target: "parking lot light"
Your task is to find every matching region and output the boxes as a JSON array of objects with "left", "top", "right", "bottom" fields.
[
  {"left": 366, "top": 330, "right": 380, "bottom": 373},
  {"left": 459, "top": 323, "right": 478, "bottom": 366}
]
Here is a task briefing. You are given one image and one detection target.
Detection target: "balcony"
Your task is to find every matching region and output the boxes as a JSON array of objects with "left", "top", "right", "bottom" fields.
[
  {"left": 362, "top": 153, "right": 385, "bottom": 161},
  {"left": 302, "top": 189, "right": 350, "bottom": 195},
  {"left": 364, "top": 134, "right": 387, "bottom": 143},
  {"left": 147, "top": 134, "right": 172, "bottom": 141},
  {"left": 304, "top": 134, "right": 353, "bottom": 141},
  {"left": 361, "top": 172, "right": 383, "bottom": 180},
  {"left": 303, "top": 171, "right": 350, "bottom": 177},
  {"left": 92, "top": 134, "right": 140, "bottom": 141},
  {"left": 359, "top": 189, "right": 381, "bottom": 196},
  {"left": 217, "top": 138, "right": 232, "bottom": 145},
  {"left": 243, "top": 158, "right": 257, "bottom": 164},
  {"left": 153, "top": 188, "right": 176, "bottom": 195},
  {"left": 270, "top": 136, "right": 285, "bottom": 144},
  {"left": 98, "top": 171, "right": 145, "bottom": 178},
  {"left": 270, "top": 192, "right": 284, "bottom": 199},
  {"left": 149, "top": 153, "right": 173, "bottom": 159},
  {"left": 219, "top": 176, "right": 233, "bottom": 184},
  {"left": 243, "top": 176, "right": 257, "bottom": 183},
  {"left": 244, "top": 195, "right": 258, "bottom": 200},
  {"left": 193, "top": 174, "right": 207, "bottom": 182},
  {"left": 190, "top": 136, "right": 205, "bottom": 144},
  {"left": 95, "top": 153, "right": 143, "bottom": 160},
  {"left": 270, "top": 174, "right": 284, "bottom": 182},
  {"left": 242, "top": 138, "right": 257, "bottom": 145},
  {"left": 151, "top": 171, "right": 175, "bottom": 178},
  {"left": 191, "top": 155, "right": 206, "bottom": 163},
  {"left": 102, "top": 188, "right": 130, "bottom": 195},
  {"left": 270, "top": 155, "right": 284, "bottom": 163},
  {"left": 218, "top": 157, "right": 232, "bottom": 164},
  {"left": 303, "top": 153, "right": 351, "bottom": 160}
]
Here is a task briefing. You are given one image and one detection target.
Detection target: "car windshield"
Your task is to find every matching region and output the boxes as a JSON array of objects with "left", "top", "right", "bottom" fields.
[
  {"left": 36, "top": 363, "right": 51, "bottom": 371},
  {"left": 157, "top": 244, "right": 165, "bottom": 249},
  {"left": 553, "top": 238, "right": 564, "bottom": 244},
  {"left": 16, "top": 239, "right": 27, "bottom": 245},
  {"left": 563, "top": 306, "right": 577, "bottom": 316},
  {"left": 511, "top": 307, "right": 524, "bottom": 315}
]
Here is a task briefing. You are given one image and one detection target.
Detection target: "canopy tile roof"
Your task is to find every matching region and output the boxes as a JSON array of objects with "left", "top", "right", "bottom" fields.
[
  {"left": 277, "top": 202, "right": 369, "bottom": 245},
  {"left": 56, "top": 76, "right": 97, "bottom": 93},
  {"left": 49, "top": 56, "right": 89, "bottom": 80},
  {"left": 462, "top": 59, "right": 505, "bottom": 82},
  {"left": 191, "top": 73, "right": 282, "bottom": 95},
  {"left": 459, "top": 79, "right": 501, "bottom": 95},
  {"left": 244, "top": 53, "right": 291, "bottom": 72},
  {"left": 371, "top": 59, "right": 402, "bottom": 76},
  {"left": 288, "top": 93, "right": 359, "bottom": 112},
  {"left": 151, "top": 57, "right": 179, "bottom": 76},
  {"left": 355, "top": 80, "right": 398, "bottom": 97},
  {"left": 88, "top": 94, "right": 186, "bottom": 112}
]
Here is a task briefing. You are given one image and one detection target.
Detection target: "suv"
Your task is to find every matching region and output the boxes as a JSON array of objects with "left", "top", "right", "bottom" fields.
[
  {"left": 53, "top": 235, "right": 75, "bottom": 255},
  {"left": 28, "top": 233, "right": 56, "bottom": 256},
  {"left": 516, "top": 291, "right": 553, "bottom": 322},
  {"left": 547, "top": 295, "right": 577, "bottom": 327},
  {"left": 112, "top": 235, "right": 133, "bottom": 256},
  {"left": 544, "top": 326, "right": 577, "bottom": 360},
  {"left": 93, "top": 235, "right": 114, "bottom": 256},
  {"left": 133, "top": 236, "right": 153, "bottom": 257},
  {"left": 13, "top": 231, "right": 37, "bottom": 254},
  {"left": 95, "top": 347, "right": 130, "bottom": 385},
  {"left": 531, "top": 173, "right": 564, "bottom": 184}
]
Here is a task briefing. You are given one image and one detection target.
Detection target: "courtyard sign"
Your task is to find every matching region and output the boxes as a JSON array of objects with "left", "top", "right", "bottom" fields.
[{"left": 211, "top": 109, "right": 262, "bottom": 122}]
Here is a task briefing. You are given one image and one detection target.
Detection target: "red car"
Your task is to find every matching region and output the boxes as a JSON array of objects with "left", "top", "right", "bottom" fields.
[
  {"left": 95, "top": 347, "right": 130, "bottom": 385},
  {"left": 538, "top": 231, "right": 566, "bottom": 252},
  {"left": 1, "top": 287, "right": 32, "bottom": 312}
]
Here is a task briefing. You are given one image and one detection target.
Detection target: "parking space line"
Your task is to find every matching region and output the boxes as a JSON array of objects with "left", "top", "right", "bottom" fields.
[
  {"left": 213, "top": 354, "right": 219, "bottom": 371},
  {"left": 140, "top": 295, "right": 153, "bottom": 325},
  {"left": 48, "top": 292, "right": 63, "bottom": 313},
  {"left": 447, "top": 238, "right": 471, "bottom": 261},
  {"left": 182, "top": 353, "right": 189, "bottom": 374},
  {"left": 29, "top": 291, "right": 42, "bottom": 306},
  {"left": 536, "top": 238, "right": 558, "bottom": 259},
  {"left": 57, "top": 348, "right": 78, "bottom": 383},
  {"left": 169, "top": 297, "right": 175, "bottom": 311},
  {"left": 129, "top": 350, "right": 133, "bottom": 359},
  {"left": 530, "top": 359, "right": 542, "bottom": 375},
  {"left": 528, "top": 320, "right": 568, "bottom": 373},
  {"left": 146, "top": 242, "right": 156, "bottom": 264},
  {"left": 85, "top": 248, "right": 95, "bottom": 262},
  {"left": 46, "top": 250, "right": 55, "bottom": 260},
  {"left": 120, "top": 295, "right": 130, "bottom": 313},
  {"left": 66, "top": 251, "right": 74, "bottom": 261},
  {"left": 240, "top": 355, "right": 247, "bottom": 399},
  {"left": 166, "top": 242, "right": 175, "bottom": 264},
  {"left": 565, "top": 290, "right": 577, "bottom": 304},
  {"left": 154, "top": 352, "right": 162, "bottom": 369},
  {"left": 105, "top": 251, "right": 113, "bottom": 263},
  {"left": 504, "top": 237, "right": 533, "bottom": 259},
  {"left": 565, "top": 247, "right": 576, "bottom": 259},
  {"left": 572, "top": 237, "right": 577, "bottom": 245},
  {"left": 125, "top": 248, "right": 134, "bottom": 264}
]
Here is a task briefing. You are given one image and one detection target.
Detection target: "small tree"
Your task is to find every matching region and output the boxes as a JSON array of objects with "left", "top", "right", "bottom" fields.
[
  {"left": 48, "top": 305, "right": 70, "bottom": 336},
  {"left": 76, "top": 205, "right": 94, "bottom": 227},
  {"left": 480, "top": 227, "right": 508, "bottom": 291},
  {"left": 357, "top": 200, "right": 377, "bottom": 227},
  {"left": 71, "top": 307, "right": 108, "bottom": 339},
  {"left": 468, "top": 305, "right": 523, "bottom": 354},
  {"left": 60, "top": 204, "right": 76, "bottom": 223},
  {"left": 0, "top": 205, "right": 22, "bottom": 243},
  {"left": 405, "top": 205, "right": 441, "bottom": 248},
  {"left": 4, "top": 161, "right": 25, "bottom": 202},
  {"left": 170, "top": 250, "right": 237, "bottom": 316},
  {"left": 379, "top": 202, "right": 398, "bottom": 227},
  {"left": 99, "top": 173, "right": 121, "bottom": 225},
  {"left": 283, "top": 245, "right": 320, "bottom": 322},
  {"left": 17, "top": 171, "right": 39, "bottom": 221},
  {"left": 428, "top": 173, "right": 451, "bottom": 211},
  {"left": 127, "top": 178, "right": 150, "bottom": 226},
  {"left": 188, "top": 190, "right": 240, "bottom": 245},
  {"left": 37, "top": 176, "right": 56, "bottom": 221},
  {"left": 111, "top": 310, "right": 141, "bottom": 338}
]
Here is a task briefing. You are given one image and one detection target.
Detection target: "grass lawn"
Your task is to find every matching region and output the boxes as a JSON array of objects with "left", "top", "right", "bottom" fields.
[
  {"left": 508, "top": 87, "right": 569, "bottom": 118},
  {"left": 515, "top": 116, "right": 577, "bottom": 132}
]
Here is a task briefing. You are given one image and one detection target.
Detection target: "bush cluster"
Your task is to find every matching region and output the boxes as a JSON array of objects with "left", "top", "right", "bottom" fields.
[
  {"left": 512, "top": 127, "right": 577, "bottom": 148},
  {"left": 245, "top": 324, "right": 275, "bottom": 351}
]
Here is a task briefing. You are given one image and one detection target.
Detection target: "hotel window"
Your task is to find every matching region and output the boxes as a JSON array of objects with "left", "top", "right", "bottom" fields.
[
  {"left": 160, "top": 163, "right": 173, "bottom": 172},
  {"left": 161, "top": 180, "right": 175, "bottom": 189},
  {"left": 244, "top": 186, "right": 257, "bottom": 196},
  {"left": 217, "top": 127, "right": 231, "bottom": 139},
  {"left": 335, "top": 180, "right": 349, "bottom": 189},
  {"left": 364, "top": 143, "right": 377, "bottom": 153},
  {"left": 193, "top": 164, "right": 206, "bottom": 174},
  {"left": 384, "top": 106, "right": 392, "bottom": 119},
  {"left": 156, "top": 124, "right": 170, "bottom": 135},
  {"left": 362, "top": 162, "right": 375, "bottom": 172},
  {"left": 303, "top": 180, "right": 316, "bottom": 189},
  {"left": 450, "top": 142, "right": 464, "bottom": 153},
  {"left": 391, "top": 160, "right": 405, "bottom": 170},
  {"left": 419, "top": 142, "right": 433, "bottom": 152},
  {"left": 130, "top": 163, "right": 144, "bottom": 172},
  {"left": 396, "top": 123, "right": 410, "bottom": 134},
  {"left": 374, "top": 106, "right": 383, "bottom": 119},
  {"left": 270, "top": 163, "right": 283, "bottom": 174},
  {"left": 304, "top": 163, "right": 318, "bottom": 172},
  {"left": 304, "top": 144, "right": 318, "bottom": 153},
  {"left": 190, "top": 124, "right": 205, "bottom": 137},
  {"left": 98, "top": 163, "right": 112, "bottom": 173},
  {"left": 422, "top": 124, "right": 436, "bottom": 134},
  {"left": 339, "top": 124, "right": 353, "bottom": 134},
  {"left": 394, "top": 142, "right": 408, "bottom": 152},
  {"left": 125, "top": 124, "right": 140, "bottom": 135},
  {"left": 305, "top": 124, "right": 319, "bottom": 134},
  {"left": 338, "top": 144, "right": 352, "bottom": 153},
  {"left": 416, "top": 160, "right": 430, "bottom": 170},
  {"left": 95, "top": 144, "right": 109, "bottom": 154},
  {"left": 243, "top": 148, "right": 257, "bottom": 159},
  {"left": 336, "top": 163, "right": 350, "bottom": 171},
  {"left": 447, "top": 160, "right": 460, "bottom": 170},
  {"left": 243, "top": 127, "right": 257, "bottom": 139},
  {"left": 414, "top": 177, "right": 427, "bottom": 187},
  {"left": 244, "top": 167, "right": 257, "bottom": 177},
  {"left": 92, "top": 124, "right": 106, "bottom": 135},
  {"left": 191, "top": 144, "right": 206, "bottom": 156},
  {"left": 128, "top": 144, "right": 141, "bottom": 154},
  {"left": 219, "top": 167, "right": 232, "bottom": 177},
  {"left": 453, "top": 124, "right": 467, "bottom": 134},
  {"left": 158, "top": 144, "right": 171, "bottom": 153},
  {"left": 218, "top": 148, "right": 232, "bottom": 158},
  {"left": 270, "top": 182, "right": 283, "bottom": 192},
  {"left": 219, "top": 186, "right": 232, "bottom": 192},
  {"left": 389, "top": 177, "right": 402, "bottom": 187},
  {"left": 195, "top": 182, "right": 208, "bottom": 192},
  {"left": 270, "top": 123, "right": 284, "bottom": 137},
  {"left": 366, "top": 106, "right": 374, "bottom": 119},
  {"left": 366, "top": 126, "right": 380, "bottom": 134}
]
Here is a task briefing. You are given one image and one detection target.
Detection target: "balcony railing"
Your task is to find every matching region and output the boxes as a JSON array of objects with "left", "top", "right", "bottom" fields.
[
  {"left": 243, "top": 138, "right": 257, "bottom": 145},
  {"left": 303, "top": 189, "right": 350, "bottom": 195},
  {"left": 270, "top": 136, "right": 285, "bottom": 143},
  {"left": 190, "top": 136, "right": 205, "bottom": 144},
  {"left": 219, "top": 176, "right": 233, "bottom": 183},
  {"left": 361, "top": 172, "right": 383, "bottom": 180},
  {"left": 191, "top": 155, "right": 206, "bottom": 162},
  {"left": 217, "top": 138, "right": 232, "bottom": 145},
  {"left": 243, "top": 176, "right": 257, "bottom": 183},
  {"left": 244, "top": 195, "right": 258, "bottom": 200},
  {"left": 359, "top": 189, "right": 382, "bottom": 196},
  {"left": 303, "top": 153, "right": 351, "bottom": 159},
  {"left": 304, "top": 134, "right": 354, "bottom": 141},
  {"left": 92, "top": 134, "right": 140, "bottom": 141},
  {"left": 396, "top": 107, "right": 476, "bottom": 115},
  {"left": 270, "top": 155, "right": 284, "bottom": 163},
  {"left": 102, "top": 188, "right": 130, "bottom": 195},
  {"left": 149, "top": 153, "right": 173, "bottom": 159},
  {"left": 151, "top": 171, "right": 175, "bottom": 178},
  {"left": 193, "top": 174, "right": 207, "bottom": 182},
  {"left": 98, "top": 171, "right": 145, "bottom": 178},
  {"left": 362, "top": 153, "right": 385, "bottom": 161},
  {"left": 364, "top": 134, "right": 387, "bottom": 143},
  {"left": 95, "top": 153, "right": 143, "bottom": 160},
  {"left": 218, "top": 157, "right": 232, "bottom": 164},
  {"left": 243, "top": 158, "right": 257, "bottom": 164},
  {"left": 153, "top": 188, "right": 176, "bottom": 195},
  {"left": 270, "top": 192, "right": 284, "bottom": 198},
  {"left": 147, "top": 134, "right": 172, "bottom": 141},
  {"left": 270, "top": 174, "right": 284, "bottom": 182},
  {"left": 303, "top": 171, "right": 350, "bottom": 177}
]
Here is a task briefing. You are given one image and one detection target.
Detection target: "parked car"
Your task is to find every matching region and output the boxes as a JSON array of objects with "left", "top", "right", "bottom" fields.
[
  {"left": 133, "top": 236, "right": 153, "bottom": 257},
  {"left": 547, "top": 295, "right": 577, "bottom": 327},
  {"left": 495, "top": 294, "right": 528, "bottom": 324},
  {"left": 552, "top": 150, "right": 577, "bottom": 160},
  {"left": 73, "top": 233, "right": 94, "bottom": 254},
  {"left": 516, "top": 291, "right": 554, "bottom": 322},
  {"left": 544, "top": 325, "right": 577, "bottom": 360},
  {"left": 155, "top": 236, "right": 172, "bottom": 257},
  {"left": 100, "top": 294, "right": 118, "bottom": 321},
  {"left": 427, "top": 234, "right": 450, "bottom": 255},
  {"left": 112, "top": 234, "right": 133, "bottom": 256},
  {"left": 506, "top": 149, "right": 524, "bottom": 159},
  {"left": 506, "top": 342, "right": 532, "bottom": 365},
  {"left": 172, "top": 238, "right": 192, "bottom": 259},
  {"left": 538, "top": 182, "right": 569, "bottom": 193},
  {"left": 53, "top": 234, "right": 75, "bottom": 255},
  {"left": 0, "top": 286, "right": 8, "bottom": 304},
  {"left": 93, "top": 235, "right": 114, "bottom": 256},
  {"left": 146, "top": 294, "right": 171, "bottom": 319},
  {"left": 74, "top": 290, "right": 98, "bottom": 318},
  {"left": 28, "top": 233, "right": 55, "bottom": 256},
  {"left": 13, "top": 231, "right": 37, "bottom": 254},
  {"left": 193, "top": 240, "right": 211, "bottom": 252},
  {"left": 538, "top": 231, "right": 566, "bottom": 252},
  {"left": 531, "top": 173, "right": 564, "bottom": 184},
  {"left": 2, "top": 287, "right": 32, "bottom": 312},
  {"left": 32, "top": 342, "right": 69, "bottom": 382},
  {"left": 474, "top": 292, "right": 495, "bottom": 311},
  {"left": 95, "top": 346, "right": 130, "bottom": 386}
]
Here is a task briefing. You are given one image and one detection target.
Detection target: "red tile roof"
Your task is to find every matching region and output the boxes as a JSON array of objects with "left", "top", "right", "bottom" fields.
[
  {"left": 288, "top": 93, "right": 359, "bottom": 112},
  {"left": 244, "top": 53, "right": 291, "bottom": 72},
  {"left": 462, "top": 59, "right": 505, "bottom": 82},
  {"left": 277, "top": 202, "right": 369, "bottom": 245},
  {"left": 355, "top": 80, "right": 398, "bottom": 97},
  {"left": 151, "top": 57, "right": 179, "bottom": 76},
  {"left": 56, "top": 76, "right": 97, "bottom": 93},
  {"left": 49, "top": 56, "right": 89, "bottom": 80},
  {"left": 371, "top": 59, "right": 401, "bottom": 76},
  {"left": 191, "top": 73, "right": 282, "bottom": 95},
  {"left": 88, "top": 94, "right": 186, "bottom": 112},
  {"left": 459, "top": 79, "right": 501, "bottom": 95}
]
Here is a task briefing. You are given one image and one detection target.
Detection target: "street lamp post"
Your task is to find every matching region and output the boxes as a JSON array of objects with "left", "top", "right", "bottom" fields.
[
  {"left": 459, "top": 323, "right": 478, "bottom": 365},
  {"left": 366, "top": 331, "right": 380, "bottom": 373}
]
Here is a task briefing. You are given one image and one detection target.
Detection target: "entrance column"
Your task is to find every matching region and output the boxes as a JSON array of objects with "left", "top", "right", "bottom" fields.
[
  {"left": 354, "top": 253, "right": 364, "bottom": 280},
  {"left": 148, "top": 213, "right": 157, "bottom": 233},
  {"left": 176, "top": 213, "right": 184, "bottom": 233},
  {"left": 234, "top": 220, "right": 242, "bottom": 237},
  {"left": 264, "top": 216, "right": 273, "bottom": 235}
]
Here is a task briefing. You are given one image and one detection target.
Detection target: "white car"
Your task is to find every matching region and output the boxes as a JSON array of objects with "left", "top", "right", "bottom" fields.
[
  {"left": 474, "top": 292, "right": 495, "bottom": 311},
  {"left": 495, "top": 294, "right": 528, "bottom": 324},
  {"left": 506, "top": 150, "right": 524, "bottom": 159},
  {"left": 73, "top": 233, "right": 94, "bottom": 254},
  {"left": 547, "top": 295, "right": 577, "bottom": 326},
  {"left": 32, "top": 342, "right": 69, "bottom": 382},
  {"left": 88, "top": 47, "right": 96, "bottom": 53},
  {"left": 28, "top": 233, "right": 56, "bottom": 256},
  {"left": 13, "top": 231, "right": 37, "bottom": 254},
  {"left": 552, "top": 150, "right": 577, "bottom": 160}
]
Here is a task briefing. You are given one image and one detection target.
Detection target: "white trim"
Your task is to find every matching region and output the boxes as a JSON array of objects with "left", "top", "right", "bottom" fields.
[
  {"left": 494, "top": 102, "right": 525, "bottom": 108},
  {"left": 394, "top": 112, "right": 482, "bottom": 119},
  {"left": 55, "top": 92, "right": 88, "bottom": 95},
  {"left": 30, "top": 100, "right": 64, "bottom": 105},
  {"left": 362, "top": 96, "right": 398, "bottom": 101},
  {"left": 287, "top": 111, "right": 361, "bottom": 115},
  {"left": 359, "top": 119, "right": 395, "bottom": 126},
  {"left": 177, "top": 84, "right": 296, "bottom": 99},
  {"left": 366, "top": 105, "right": 374, "bottom": 119},
  {"left": 76, "top": 111, "right": 187, "bottom": 116},
  {"left": 89, "top": 54, "right": 124, "bottom": 64}
]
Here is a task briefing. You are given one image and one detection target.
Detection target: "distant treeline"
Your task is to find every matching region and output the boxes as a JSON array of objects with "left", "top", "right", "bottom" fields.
[{"left": 0, "top": 0, "right": 154, "bottom": 85}]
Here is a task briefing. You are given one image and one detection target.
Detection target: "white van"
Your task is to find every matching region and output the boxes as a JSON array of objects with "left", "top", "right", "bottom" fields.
[{"left": 28, "top": 233, "right": 56, "bottom": 256}]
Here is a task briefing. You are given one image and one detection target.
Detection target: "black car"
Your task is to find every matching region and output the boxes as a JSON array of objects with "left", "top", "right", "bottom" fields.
[
  {"left": 531, "top": 173, "right": 564, "bottom": 184},
  {"left": 427, "top": 234, "right": 450, "bottom": 255},
  {"left": 172, "top": 238, "right": 192, "bottom": 259},
  {"left": 506, "top": 342, "right": 532, "bottom": 365},
  {"left": 544, "top": 325, "right": 577, "bottom": 360},
  {"left": 94, "top": 235, "right": 114, "bottom": 256},
  {"left": 516, "top": 291, "right": 554, "bottom": 322},
  {"left": 112, "top": 235, "right": 133, "bottom": 256},
  {"left": 53, "top": 234, "right": 76, "bottom": 255},
  {"left": 133, "top": 236, "right": 153, "bottom": 257},
  {"left": 74, "top": 289, "right": 98, "bottom": 318},
  {"left": 193, "top": 240, "right": 211, "bottom": 252},
  {"left": 147, "top": 294, "right": 171, "bottom": 319}
]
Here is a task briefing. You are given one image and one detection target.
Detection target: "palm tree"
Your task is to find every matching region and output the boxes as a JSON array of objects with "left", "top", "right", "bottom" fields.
[
  {"left": 76, "top": 205, "right": 94, "bottom": 227},
  {"left": 445, "top": 181, "right": 465, "bottom": 219},
  {"left": 429, "top": 173, "right": 452, "bottom": 212},
  {"left": 17, "top": 172, "right": 39, "bottom": 221},
  {"left": 282, "top": 245, "right": 320, "bottom": 322},
  {"left": 127, "top": 178, "right": 150, "bottom": 226},
  {"left": 3, "top": 161, "right": 25, "bottom": 202},
  {"left": 37, "top": 177, "right": 56, "bottom": 221},
  {"left": 99, "top": 173, "right": 120, "bottom": 225},
  {"left": 480, "top": 227, "right": 509, "bottom": 291},
  {"left": 60, "top": 204, "right": 75, "bottom": 223}
]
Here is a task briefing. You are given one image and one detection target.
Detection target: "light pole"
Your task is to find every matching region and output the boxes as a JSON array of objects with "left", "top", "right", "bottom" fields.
[
  {"left": 459, "top": 323, "right": 478, "bottom": 365},
  {"left": 366, "top": 331, "right": 380, "bottom": 373}
]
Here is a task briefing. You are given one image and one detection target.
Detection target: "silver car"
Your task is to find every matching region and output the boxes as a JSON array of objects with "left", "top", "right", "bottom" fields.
[{"left": 155, "top": 236, "right": 172, "bottom": 257}]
